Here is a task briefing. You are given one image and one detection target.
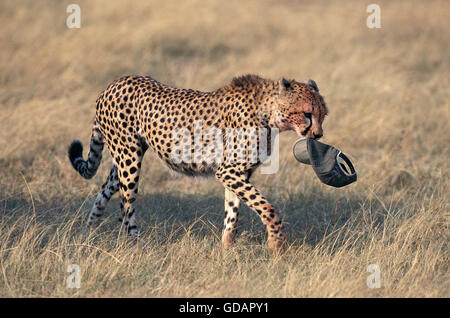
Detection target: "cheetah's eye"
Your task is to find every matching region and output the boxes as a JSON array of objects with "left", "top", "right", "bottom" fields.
[{"left": 304, "top": 113, "right": 312, "bottom": 120}]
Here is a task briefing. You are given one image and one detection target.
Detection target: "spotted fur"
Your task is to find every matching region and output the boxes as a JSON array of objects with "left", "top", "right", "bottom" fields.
[{"left": 68, "top": 74, "right": 328, "bottom": 253}]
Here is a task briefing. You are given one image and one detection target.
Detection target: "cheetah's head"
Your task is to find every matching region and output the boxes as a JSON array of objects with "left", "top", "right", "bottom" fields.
[{"left": 274, "top": 78, "right": 328, "bottom": 140}]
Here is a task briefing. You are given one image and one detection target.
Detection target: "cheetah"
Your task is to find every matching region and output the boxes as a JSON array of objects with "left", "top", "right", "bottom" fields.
[{"left": 68, "top": 74, "right": 328, "bottom": 253}]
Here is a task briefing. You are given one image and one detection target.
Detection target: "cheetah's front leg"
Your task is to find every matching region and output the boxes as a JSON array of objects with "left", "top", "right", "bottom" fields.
[
  {"left": 222, "top": 188, "right": 240, "bottom": 249},
  {"left": 216, "top": 164, "right": 287, "bottom": 254}
]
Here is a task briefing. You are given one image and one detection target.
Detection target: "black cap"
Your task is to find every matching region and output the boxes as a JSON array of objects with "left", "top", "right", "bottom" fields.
[{"left": 293, "top": 138, "right": 357, "bottom": 188}]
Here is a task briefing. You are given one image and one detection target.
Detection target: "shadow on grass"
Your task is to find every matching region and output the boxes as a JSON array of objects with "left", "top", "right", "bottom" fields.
[{"left": 2, "top": 186, "right": 373, "bottom": 251}]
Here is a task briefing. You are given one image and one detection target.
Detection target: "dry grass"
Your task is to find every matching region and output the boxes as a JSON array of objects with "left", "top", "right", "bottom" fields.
[{"left": 0, "top": 0, "right": 449, "bottom": 297}]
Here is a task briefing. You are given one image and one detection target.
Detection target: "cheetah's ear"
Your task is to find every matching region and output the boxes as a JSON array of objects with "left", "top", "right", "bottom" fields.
[
  {"left": 308, "top": 79, "right": 319, "bottom": 92},
  {"left": 278, "top": 78, "right": 292, "bottom": 95}
]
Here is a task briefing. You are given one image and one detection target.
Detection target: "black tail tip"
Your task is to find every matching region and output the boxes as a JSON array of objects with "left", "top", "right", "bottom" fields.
[{"left": 68, "top": 139, "right": 83, "bottom": 163}]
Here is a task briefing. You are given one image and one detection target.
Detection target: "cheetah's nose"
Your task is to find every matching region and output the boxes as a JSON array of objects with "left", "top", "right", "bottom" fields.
[{"left": 313, "top": 132, "right": 323, "bottom": 139}]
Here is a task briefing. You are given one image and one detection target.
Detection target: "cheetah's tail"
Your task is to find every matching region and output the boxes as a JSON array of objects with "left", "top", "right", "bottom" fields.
[{"left": 68, "top": 126, "right": 104, "bottom": 180}]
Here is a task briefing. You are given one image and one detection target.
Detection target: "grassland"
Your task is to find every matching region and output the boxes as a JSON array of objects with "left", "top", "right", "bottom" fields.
[{"left": 0, "top": 0, "right": 448, "bottom": 297}]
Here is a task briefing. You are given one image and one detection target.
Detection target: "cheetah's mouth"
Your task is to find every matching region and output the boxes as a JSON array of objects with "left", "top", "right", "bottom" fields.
[
  {"left": 300, "top": 112, "right": 313, "bottom": 136},
  {"left": 301, "top": 122, "right": 312, "bottom": 137}
]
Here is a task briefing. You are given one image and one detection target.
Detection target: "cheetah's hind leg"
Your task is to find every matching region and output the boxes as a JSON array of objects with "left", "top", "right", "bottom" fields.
[{"left": 86, "top": 162, "right": 119, "bottom": 227}]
